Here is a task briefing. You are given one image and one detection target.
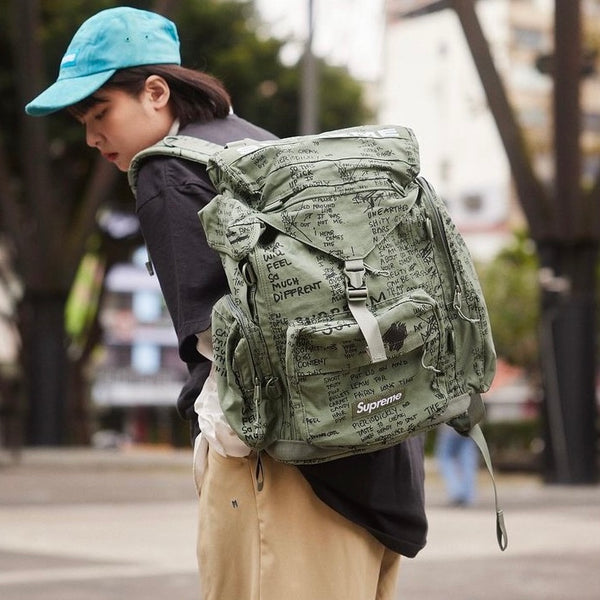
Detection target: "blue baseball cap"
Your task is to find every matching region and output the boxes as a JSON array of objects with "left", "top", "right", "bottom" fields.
[{"left": 25, "top": 7, "right": 181, "bottom": 116}]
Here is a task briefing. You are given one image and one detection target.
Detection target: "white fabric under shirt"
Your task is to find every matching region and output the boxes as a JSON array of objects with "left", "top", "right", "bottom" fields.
[{"left": 193, "top": 329, "right": 251, "bottom": 492}]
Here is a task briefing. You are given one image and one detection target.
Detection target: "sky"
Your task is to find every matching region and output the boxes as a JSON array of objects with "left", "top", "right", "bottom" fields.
[{"left": 254, "top": 0, "right": 386, "bottom": 81}]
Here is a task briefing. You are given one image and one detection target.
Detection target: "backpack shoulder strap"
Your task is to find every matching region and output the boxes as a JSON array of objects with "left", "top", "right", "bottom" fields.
[{"left": 128, "top": 135, "right": 224, "bottom": 196}]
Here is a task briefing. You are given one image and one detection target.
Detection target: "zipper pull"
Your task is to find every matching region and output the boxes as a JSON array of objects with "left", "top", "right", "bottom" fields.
[
  {"left": 253, "top": 378, "right": 262, "bottom": 402},
  {"left": 253, "top": 378, "right": 262, "bottom": 424},
  {"left": 453, "top": 285, "right": 480, "bottom": 323},
  {"left": 252, "top": 378, "right": 265, "bottom": 449},
  {"left": 425, "top": 217, "right": 434, "bottom": 241}
]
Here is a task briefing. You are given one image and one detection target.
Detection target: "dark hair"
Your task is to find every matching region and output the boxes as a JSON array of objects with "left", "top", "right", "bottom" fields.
[{"left": 69, "top": 65, "right": 231, "bottom": 127}]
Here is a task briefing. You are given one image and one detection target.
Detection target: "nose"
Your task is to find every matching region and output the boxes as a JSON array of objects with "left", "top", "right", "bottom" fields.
[{"left": 85, "top": 123, "right": 101, "bottom": 148}]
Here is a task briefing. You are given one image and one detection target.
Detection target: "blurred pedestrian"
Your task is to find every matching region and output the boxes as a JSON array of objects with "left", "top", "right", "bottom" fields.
[
  {"left": 435, "top": 424, "right": 479, "bottom": 507},
  {"left": 25, "top": 7, "right": 427, "bottom": 599}
]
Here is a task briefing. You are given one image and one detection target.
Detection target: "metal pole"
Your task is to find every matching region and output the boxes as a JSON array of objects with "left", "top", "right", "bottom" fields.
[
  {"left": 300, "top": 0, "right": 319, "bottom": 134},
  {"left": 540, "top": 0, "right": 598, "bottom": 484},
  {"left": 554, "top": 0, "right": 581, "bottom": 239}
]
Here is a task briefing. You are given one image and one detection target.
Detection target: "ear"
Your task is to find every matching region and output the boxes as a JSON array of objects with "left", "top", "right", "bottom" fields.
[{"left": 143, "top": 75, "right": 171, "bottom": 110}]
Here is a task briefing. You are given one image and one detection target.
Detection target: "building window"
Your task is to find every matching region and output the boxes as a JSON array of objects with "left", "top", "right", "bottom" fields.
[
  {"left": 105, "top": 345, "right": 131, "bottom": 368},
  {"left": 513, "top": 27, "right": 544, "bottom": 50},
  {"left": 132, "top": 290, "right": 162, "bottom": 323},
  {"left": 462, "top": 193, "right": 483, "bottom": 214},
  {"left": 132, "top": 343, "right": 161, "bottom": 375},
  {"left": 583, "top": 155, "right": 600, "bottom": 181},
  {"left": 519, "top": 107, "right": 548, "bottom": 128},
  {"left": 583, "top": 112, "right": 600, "bottom": 133}
]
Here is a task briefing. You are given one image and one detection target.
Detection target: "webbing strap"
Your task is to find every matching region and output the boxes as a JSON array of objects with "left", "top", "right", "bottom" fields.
[
  {"left": 344, "top": 259, "right": 387, "bottom": 363},
  {"left": 469, "top": 424, "right": 509, "bottom": 551},
  {"left": 161, "top": 135, "right": 224, "bottom": 161},
  {"left": 128, "top": 135, "right": 224, "bottom": 196}
]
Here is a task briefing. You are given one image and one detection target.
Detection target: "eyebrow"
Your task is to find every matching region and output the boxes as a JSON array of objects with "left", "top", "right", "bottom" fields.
[{"left": 71, "top": 94, "right": 110, "bottom": 122}]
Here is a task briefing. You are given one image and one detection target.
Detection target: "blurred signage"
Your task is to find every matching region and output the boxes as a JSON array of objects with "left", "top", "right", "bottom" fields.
[{"left": 92, "top": 368, "right": 184, "bottom": 406}]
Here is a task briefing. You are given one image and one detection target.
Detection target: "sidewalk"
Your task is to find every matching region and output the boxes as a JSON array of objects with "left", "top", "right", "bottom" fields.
[{"left": 1, "top": 446, "right": 599, "bottom": 599}]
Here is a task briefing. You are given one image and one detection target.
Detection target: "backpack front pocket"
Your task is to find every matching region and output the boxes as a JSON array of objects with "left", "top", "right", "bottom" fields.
[
  {"left": 211, "top": 295, "right": 277, "bottom": 450},
  {"left": 285, "top": 289, "right": 447, "bottom": 449}
]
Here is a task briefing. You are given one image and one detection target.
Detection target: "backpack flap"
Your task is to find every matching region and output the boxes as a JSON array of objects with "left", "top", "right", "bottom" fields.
[
  {"left": 199, "top": 192, "right": 265, "bottom": 261},
  {"left": 256, "top": 182, "right": 419, "bottom": 260},
  {"left": 206, "top": 125, "right": 421, "bottom": 209}
]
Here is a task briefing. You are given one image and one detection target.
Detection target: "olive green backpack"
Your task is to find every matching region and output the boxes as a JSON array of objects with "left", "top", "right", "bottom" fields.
[{"left": 129, "top": 125, "right": 507, "bottom": 550}]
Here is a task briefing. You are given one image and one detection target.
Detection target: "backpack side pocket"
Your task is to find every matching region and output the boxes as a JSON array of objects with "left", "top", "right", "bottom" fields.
[{"left": 211, "top": 295, "right": 278, "bottom": 450}]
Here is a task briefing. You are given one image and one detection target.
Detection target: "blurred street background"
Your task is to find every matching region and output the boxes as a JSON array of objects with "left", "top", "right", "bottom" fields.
[
  {"left": 2, "top": 0, "right": 600, "bottom": 598},
  {"left": 1, "top": 447, "right": 599, "bottom": 600}
]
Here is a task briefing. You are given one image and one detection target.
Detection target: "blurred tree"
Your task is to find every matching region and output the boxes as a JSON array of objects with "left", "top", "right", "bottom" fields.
[
  {"left": 1, "top": 0, "right": 372, "bottom": 445},
  {"left": 479, "top": 231, "right": 540, "bottom": 372},
  {"left": 173, "top": 0, "right": 372, "bottom": 135}
]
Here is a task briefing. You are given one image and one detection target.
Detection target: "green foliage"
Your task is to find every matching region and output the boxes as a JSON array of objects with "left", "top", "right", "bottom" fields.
[
  {"left": 3, "top": 0, "right": 373, "bottom": 210},
  {"left": 478, "top": 230, "right": 540, "bottom": 371},
  {"left": 318, "top": 63, "right": 373, "bottom": 132},
  {"left": 170, "top": 0, "right": 372, "bottom": 136}
]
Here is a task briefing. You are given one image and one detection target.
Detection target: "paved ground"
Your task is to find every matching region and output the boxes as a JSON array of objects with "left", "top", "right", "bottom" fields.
[{"left": 0, "top": 446, "right": 599, "bottom": 600}]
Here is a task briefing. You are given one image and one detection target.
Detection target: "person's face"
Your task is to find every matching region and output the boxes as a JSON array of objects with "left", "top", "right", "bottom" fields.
[{"left": 78, "top": 76, "right": 173, "bottom": 172}]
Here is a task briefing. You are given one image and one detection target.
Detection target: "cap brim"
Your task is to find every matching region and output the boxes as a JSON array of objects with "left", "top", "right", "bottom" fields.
[{"left": 25, "top": 70, "right": 116, "bottom": 116}]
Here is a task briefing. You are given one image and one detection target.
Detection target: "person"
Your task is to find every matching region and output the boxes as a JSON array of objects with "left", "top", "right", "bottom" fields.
[
  {"left": 25, "top": 7, "right": 427, "bottom": 599},
  {"left": 435, "top": 424, "right": 479, "bottom": 507}
]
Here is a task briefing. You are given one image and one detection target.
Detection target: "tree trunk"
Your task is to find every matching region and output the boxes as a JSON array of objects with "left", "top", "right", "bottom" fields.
[{"left": 21, "top": 293, "right": 68, "bottom": 445}]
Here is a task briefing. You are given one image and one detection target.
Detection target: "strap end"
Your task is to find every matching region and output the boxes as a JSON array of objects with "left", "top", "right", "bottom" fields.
[{"left": 496, "top": 509, "right": 508, "bottom": 551}]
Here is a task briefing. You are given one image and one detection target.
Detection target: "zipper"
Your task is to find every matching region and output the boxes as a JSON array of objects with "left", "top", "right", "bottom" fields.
[
  {"left": 224, "top": 295, "right": 266, "bottom": 446},
  {"left": 402, "top": 293, "right": 444, "bottom": 374},
  {"left": 262, "top": 179, "right": 392, "bottom": 213},
  {"left": 225, "top": 294, "right": 278, "bottom": 491},
  {"left": 417, "top": 178, "right": 479, "bottom": 324},
  {"left": 226, "top": 295, "right": 263, "bottom": 383}
]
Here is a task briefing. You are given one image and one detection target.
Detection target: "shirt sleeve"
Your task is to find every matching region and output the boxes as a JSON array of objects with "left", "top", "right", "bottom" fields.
[
  {"left": 134, "top": 155, "right": 229, "bottom": 363},
  {"left": 134, "top": 155, "right": 229, "bottom": 433}
]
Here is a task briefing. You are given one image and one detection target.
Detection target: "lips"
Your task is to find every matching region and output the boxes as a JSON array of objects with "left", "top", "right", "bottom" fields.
[{"left": 103, "top": 152, "right": 118, "bottom": 162}]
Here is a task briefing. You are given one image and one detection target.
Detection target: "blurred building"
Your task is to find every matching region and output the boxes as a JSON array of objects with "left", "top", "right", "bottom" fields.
[
  {"left": 91, "top": 249, "right": 187, "bottom": 444},
  {"left": 0, "top": 242, "right": 22, "bottom": 373},
  {"left": 0, "top": 240, "right": 23, "bottom": 454},
  {"left": 380, "top": 0, "right": 600, "bottom": 259}
]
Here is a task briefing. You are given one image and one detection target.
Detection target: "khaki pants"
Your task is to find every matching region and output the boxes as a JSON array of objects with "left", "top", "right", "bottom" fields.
[{"left": 196, "top": 447, "right": 401, "bottom": 600}]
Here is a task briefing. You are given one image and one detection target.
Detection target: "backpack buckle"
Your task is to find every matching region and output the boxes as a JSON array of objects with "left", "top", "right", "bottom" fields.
[
  {"left": 344, "top": 259, "right": 387, "bottom": 363},
  {"left": 347, "top": 286, "right": 368, "bottom": 301},
  {"left": 344, "top": 259, "right": 367, "bottom": 298}
]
